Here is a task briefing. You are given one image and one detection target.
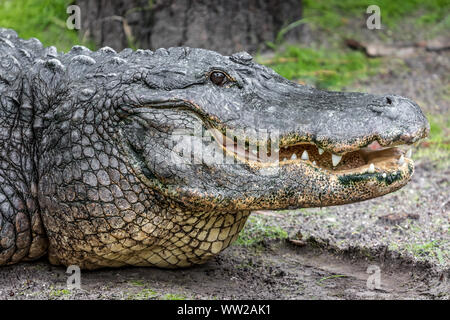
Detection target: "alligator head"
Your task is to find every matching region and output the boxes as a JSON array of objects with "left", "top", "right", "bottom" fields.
[
  {"left": 113, "top": 48, "right": 429, "bottom": 211},
  {"left": 24, "top": 41, "right": 427, "bottom": 268}
]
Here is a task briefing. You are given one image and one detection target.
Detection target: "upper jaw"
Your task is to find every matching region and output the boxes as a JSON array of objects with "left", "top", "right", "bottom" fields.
[
  {"left": 215, "top": 127, "right": 417, "bottom": 177},
  {"left": 210, "top": 112, "right": 428, "bottom": 178},
  {"left": 210, "top": 88, "right": 429, "bottom": 176}
]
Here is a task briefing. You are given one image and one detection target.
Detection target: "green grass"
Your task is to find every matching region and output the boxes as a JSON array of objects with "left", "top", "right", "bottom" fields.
[
  {"left": 129, "top": 280, "right": 146, "bottom": 286},
  {"left": 162, "top": 293, "right": 186, "bottom": 300},
  {"left": 415, "top": 114, "right": 450, "bottom": 165},
  {"left": 126, "top": 288, "right": 186, "bottom": 300},
  {"left": 235, "top": 214, "right": 288, "bottom": 246},
  {"left": 303, "top": 0, "right": 450, "bottom": 30},
  {"left": 127, "top": 281, "right": 187, "bottom": 300},
  {"left": 317, "top": 274, "right": 347, "bottom": 286},
  {"left": 48, "top": 288, "right": 71, "bottom": 298},
  {"left": 405, "top": 240, "right": 448, "bottom": 265},
  {"left": 127, "top": 288, "right": 158, "bottom": 300},
  {"left": 0, "top": 0, "right": 91, "bottom": 52},
  {"left": 259, "top": 46, "right": 380, "bottom": 90},
  {"left": 425, "top": 114, "right": 450, "bottom": 151}
]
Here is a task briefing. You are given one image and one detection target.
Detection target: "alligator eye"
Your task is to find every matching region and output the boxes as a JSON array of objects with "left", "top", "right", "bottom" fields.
[{"left": 210, "top": 71, "right": 227, "bottom": 86}]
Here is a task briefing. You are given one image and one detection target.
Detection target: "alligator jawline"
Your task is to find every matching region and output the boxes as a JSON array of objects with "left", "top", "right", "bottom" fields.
[{"left": 210, "top": 128, "right": 417, "bottom": 176}]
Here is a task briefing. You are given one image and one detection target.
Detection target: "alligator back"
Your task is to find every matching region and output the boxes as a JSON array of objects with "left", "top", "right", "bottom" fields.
[{"left": 0, "top": 29, "right": 48, "bottom": 265}]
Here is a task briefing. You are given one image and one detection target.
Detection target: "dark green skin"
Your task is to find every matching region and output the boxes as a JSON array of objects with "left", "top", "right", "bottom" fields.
[{"left": 0, "top": 28, "right": 428, "bottom": 269}]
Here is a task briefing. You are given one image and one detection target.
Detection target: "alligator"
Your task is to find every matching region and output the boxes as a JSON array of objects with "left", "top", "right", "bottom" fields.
[{"left": 0, "top": 28, "right": 429, "bottom": 269}]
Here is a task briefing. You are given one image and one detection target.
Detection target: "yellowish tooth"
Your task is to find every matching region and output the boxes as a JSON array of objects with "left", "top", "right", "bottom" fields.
[
  {"left": 406, "top": 149, "right": 412, "bottom": 158},
  {"left": 291, "top": 153, "right": 297, "bottom": 160},
  {"left": 331, "top": 154, "right": 342, "bottom": 167},
  {"left": 368, "top": 163, "right": 375, "bottom": 173},
  {"left": 301, "top": 150, "right": 309, "bottom": 160},
  {"left": 398, "top": 155, "right": 405, "bottom": 165},
  {"left": 318, "top": 148, "right": 324, "bottom": 155}
]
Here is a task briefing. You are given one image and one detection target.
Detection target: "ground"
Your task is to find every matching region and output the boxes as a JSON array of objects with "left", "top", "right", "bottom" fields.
[
  {"left": 0, "top": 1, "right": 448, "bottom": 300},
  {"left": 0, "top": 156, "right": 448, "bottom": 300}
]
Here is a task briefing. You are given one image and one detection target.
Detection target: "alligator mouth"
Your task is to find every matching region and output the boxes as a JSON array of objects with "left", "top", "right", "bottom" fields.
[
  {"left": 210, "top": 128, "right": 417, "bottom": 176},
  {"left": 275, "top": 141, "right": 412, "bottom": 175}
]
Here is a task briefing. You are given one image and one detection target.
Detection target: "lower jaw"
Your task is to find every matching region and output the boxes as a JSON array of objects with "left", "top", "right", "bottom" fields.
[{"left": 261, "top": 160, "right": 414, "bottom": 209}]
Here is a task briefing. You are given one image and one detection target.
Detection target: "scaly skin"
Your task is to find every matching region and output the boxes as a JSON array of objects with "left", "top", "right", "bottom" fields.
[{"left": 0, "top": 29, "right": 429, "bottom": 269}]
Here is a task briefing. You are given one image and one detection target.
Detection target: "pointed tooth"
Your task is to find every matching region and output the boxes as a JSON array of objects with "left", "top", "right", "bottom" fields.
[
  {"left": 283, "top": 157, "right": 287, "bottom": 161},
  {"left": 406, "top": 149, "right": 412, "bottom": 158},
  {"left": 312, "top": 161, "right": 317, "bottom": 165},
  {"left": 382, "top": 173, "right": 387, "bottom": 178},
  {"left": 301, "top": 150, "right": 309, "bottom": 160},
  {"left": 291, "top": 153, "right": 297, "bottom": 160},
  {"left": 318, "top": 148, "right": 324, "bottom": 155},
  {"left": 331, "top": 154, "right": 342, "bottom": 167},
  {"left": 368, "top": 163, "right": 375, "bottom": 173},
  {"left": 398, "top": 154, "right": 405, "bottom": 165}
]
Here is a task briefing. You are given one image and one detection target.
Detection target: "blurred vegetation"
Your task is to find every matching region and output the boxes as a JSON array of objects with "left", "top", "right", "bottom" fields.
[
  {"left": 258, "top": 46, "right": 380, "bottom": 90},
  {"left": 0, "top": 0, "right": 91, "bottom": 52},
  {"left": 303, "top": 0, "right": 450, "bottom": 30},
  {"left": 416, "top": 114, "right": 450, "bottom": 166},
  {"left": 1, "top": 0, "right": 448, "bottom": 51}
]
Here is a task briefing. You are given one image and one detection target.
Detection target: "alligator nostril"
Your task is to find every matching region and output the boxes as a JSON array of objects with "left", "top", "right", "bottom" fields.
[{"left": 386, "top": 97, "right": 392, "bottom": 105}]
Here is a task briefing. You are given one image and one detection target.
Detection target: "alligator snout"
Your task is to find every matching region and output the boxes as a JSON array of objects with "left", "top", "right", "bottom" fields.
[
  {"left": 369, "top": 94, "right": 417, "bottom": 116},
  {"left": 367, "top": 94, "right": 429, "bottom": 144}
]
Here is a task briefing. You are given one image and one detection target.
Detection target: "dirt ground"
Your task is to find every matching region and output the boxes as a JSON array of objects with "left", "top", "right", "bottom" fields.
[
  {"left": 0, "top": 157, "right": 448, "bottom": 300},
  {"left": 0, "top": 237, "right": 446, "bottom": 300},
  {"left": 0, "top": 26, "right": 449, "bottom": 300}
]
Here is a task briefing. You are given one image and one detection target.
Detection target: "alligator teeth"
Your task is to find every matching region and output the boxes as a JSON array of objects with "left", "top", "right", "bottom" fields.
[
  {"left": 301, "top": 150, "right": 309, "bottom": 160},
  {"left": 368, "top": 163, "right": 375, "bottom": 173},
  {"left": 283, "top": 157, "right": 287, "bottom": 161},
  {"left": 312, "top": 161, "right": 317, "bottom": 165},
  {"left": 398, "top": 155, "right": 405, "bottom": 165},
  {"left": 406, "top": 149, "right": 412, "bottom": 158},
  {"left": 318, "top": 148, "right": 324, "bottom": 155},
  {"left": 382, "top": 173, "right": 387, "bottom": 178},
  {"left": 291, "top": 153, "right": 297, "bottom": 160},
  {"left": 331, "top": 154, "right": 342, "bottom": 167}
]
